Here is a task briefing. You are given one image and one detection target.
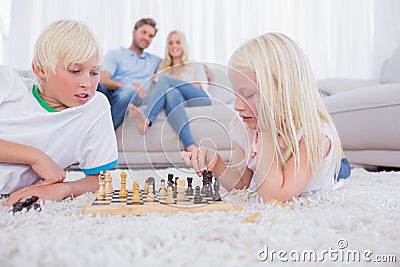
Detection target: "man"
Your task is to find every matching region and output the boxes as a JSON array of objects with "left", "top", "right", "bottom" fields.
[{"left": 98, "top": 18, "right": 162, "bottom": 129}]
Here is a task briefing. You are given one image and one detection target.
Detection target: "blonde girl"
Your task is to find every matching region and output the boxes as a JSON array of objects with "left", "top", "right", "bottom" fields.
[{"left": 182, "top": 33, "right": 349, "bottom": 202}]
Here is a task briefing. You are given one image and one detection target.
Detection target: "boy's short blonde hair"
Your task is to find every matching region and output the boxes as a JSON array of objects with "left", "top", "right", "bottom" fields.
[{"left": 32, "top": 20, "right": 103, "bottom": 77}]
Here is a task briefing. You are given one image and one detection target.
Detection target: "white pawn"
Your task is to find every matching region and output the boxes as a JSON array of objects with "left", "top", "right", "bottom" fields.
[
  {"left": 146, "top": 184, "right": 155, "bottom": 202},
  {"left": 105, "top": 171, "right": 113, "bottom": 195},
  {"left": 165, "top": 186, "right": 174, "bottom": 204},
  {"left": 176, "top": 179, "right": 186, "bottom": 202},
  {"left": 98, "top": 171, "right": 106, "bottom": 199}
]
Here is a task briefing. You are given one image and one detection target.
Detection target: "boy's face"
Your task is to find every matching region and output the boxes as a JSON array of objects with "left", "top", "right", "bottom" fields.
[
  {"left": 229, "top": 68, "right": 258, "bottom": 130},
  {"left": 42, "top": 54, "right": 100, "bottom": 110}
]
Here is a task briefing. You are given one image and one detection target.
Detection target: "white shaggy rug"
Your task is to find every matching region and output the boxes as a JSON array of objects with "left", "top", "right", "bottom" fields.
[{"left": 1, "top": 167, "right": 399, "bottom": 267}]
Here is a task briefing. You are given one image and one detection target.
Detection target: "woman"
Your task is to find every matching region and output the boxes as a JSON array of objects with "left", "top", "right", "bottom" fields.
[{"left": 129, "top": 30, "right": 211, "bottom": 152}]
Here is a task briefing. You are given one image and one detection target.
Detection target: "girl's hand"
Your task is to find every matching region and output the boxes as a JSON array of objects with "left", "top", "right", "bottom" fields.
[
  {"left": 181, "top": 146, "right": 219, "bottom": 176},
  {"left": 31, "top": 152, "right": 66, "bottom": 185}
]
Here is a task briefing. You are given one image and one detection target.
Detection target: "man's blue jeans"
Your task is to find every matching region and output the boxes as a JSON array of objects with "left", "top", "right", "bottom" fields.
[
  {"left": 144, "top": 75, "right": 211, "bottom": 149},
  {"left": 97, "top": 83, "right": 144, "bottom": 129}
]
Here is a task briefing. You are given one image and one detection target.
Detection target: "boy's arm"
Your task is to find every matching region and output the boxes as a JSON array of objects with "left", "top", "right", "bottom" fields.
[
  {"left": 0, "top": 139, "right": 65, "bottom": 184},
  {"left": 4, "top": 174, "right": 99, "bottom": 206}
]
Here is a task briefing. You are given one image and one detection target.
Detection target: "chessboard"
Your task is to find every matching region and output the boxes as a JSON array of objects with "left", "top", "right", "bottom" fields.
[{"left": 83, "top": 170, "right": 232, "bottom": 216}]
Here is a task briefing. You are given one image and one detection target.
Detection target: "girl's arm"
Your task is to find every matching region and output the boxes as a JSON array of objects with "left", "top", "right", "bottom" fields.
[{"left": 254, "top": 131, "right": 312, "bottom": 202}]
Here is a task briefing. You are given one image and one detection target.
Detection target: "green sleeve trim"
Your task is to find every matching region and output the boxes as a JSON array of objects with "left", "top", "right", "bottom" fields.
[{"left": 32, "top": 84, "right": 58, "bottom": 112}]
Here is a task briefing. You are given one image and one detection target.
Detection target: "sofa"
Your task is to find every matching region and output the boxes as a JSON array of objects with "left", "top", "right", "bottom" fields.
[
  {"left": 116, "top": 63, "right": 237, "bottom": 168},
  {"left": 319, "top": 46, "right": 400, "bottom": 168}
]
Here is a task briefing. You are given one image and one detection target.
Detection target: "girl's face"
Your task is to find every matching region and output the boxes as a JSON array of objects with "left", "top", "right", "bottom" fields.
[
  {"left": 229, "top": 68, "right": 258, "bottom": 130},
  {"left": 39, "top": 54, "right": 101, "bottom": 110},
  {"left": 168, "top": 33, "right": 183, "bottom": 58}
]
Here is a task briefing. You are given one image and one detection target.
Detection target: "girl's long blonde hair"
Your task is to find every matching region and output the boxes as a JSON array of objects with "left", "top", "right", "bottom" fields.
[
  {"left": 229, "top": 32, "right": 341, "bottom": 178},
  {"left": 158, "top": 30, "right": 189, "bottom": 76}
]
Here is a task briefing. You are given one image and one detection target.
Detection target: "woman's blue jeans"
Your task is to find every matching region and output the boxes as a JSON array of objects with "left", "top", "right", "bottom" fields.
[{"left": 144, "top": 75, "right": 211, "bottom": 149}]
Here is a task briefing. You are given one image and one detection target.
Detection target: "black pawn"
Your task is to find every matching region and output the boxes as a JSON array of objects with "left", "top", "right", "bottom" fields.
[
  {"left": 207, "top": 170, "right": 214, "bottom": 191},
  {"left": 213, "top": 178, "right": 221, "bottom": 201},
  {"left": 201, "top": 170, "right": 208, "bottom": 195},
  {"left": 168, "top": 173, "right": 174, "bottom": 190},
  {"left": 193, "top": 186, "right": 203, "bottom": 204},
  {"left": 173, "top": 177, "right": 179, "bottom": 198},
  {"left": 186, "top": 177, "right": 194, "bottom": 196}
]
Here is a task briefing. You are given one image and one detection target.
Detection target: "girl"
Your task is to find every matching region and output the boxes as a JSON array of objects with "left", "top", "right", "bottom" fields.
[
  {"left": 182, "top": 33, "right": 350, "bottom": 202},
  {"left": 129, "top": 30, "right": 211, "bottom": 152}
]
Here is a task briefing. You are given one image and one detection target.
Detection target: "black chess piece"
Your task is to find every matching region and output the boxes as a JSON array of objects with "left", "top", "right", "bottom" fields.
[
  {"left": 193, "top": 186, "right": 203, "bottom": 204},
  {"left": 213, "top": 178, "right": 222, "bottom": 201},
  {"left": 167, "top": 173, "right": 174, "bottom": 188},
  {"left": 201, "top": 170, "right": 208, "bottom": 195},
  {"left": 11, "top": 195, "right": 41, "bottom": 214},
  {"left": 186, "top": 177, "right": 194, "bottom": 196},
  {"left": 207, "top": 170, "right": 214, "bottom": 192},
  {"left": 173, "top": 177, "right": 179, "bottom": 198}
]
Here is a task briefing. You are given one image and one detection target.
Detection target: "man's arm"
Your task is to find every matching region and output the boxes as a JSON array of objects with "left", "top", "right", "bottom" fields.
[{"left": 100, "top": 71, "right": 124, "bottom": 91}]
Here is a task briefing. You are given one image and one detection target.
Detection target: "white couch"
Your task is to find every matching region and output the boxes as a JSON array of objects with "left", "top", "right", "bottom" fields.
[
  {"left": 116, "top": 63, "right": 237, "bottom": 167},
  {"left": 319, "top": 47, "right": 400, "bottom": 168}
]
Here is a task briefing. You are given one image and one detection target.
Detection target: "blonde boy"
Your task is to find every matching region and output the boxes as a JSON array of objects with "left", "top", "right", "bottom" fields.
[{"left": 0, "top": 20, "right": 118, "bottom": 206}]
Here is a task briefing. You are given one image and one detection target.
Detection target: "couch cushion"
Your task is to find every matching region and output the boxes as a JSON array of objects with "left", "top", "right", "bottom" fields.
[
  {"left": 206, "top": 64, "right": 235, "bottom": 105},
  {"left": 317, "top": 78, "right": 379, "bottom": 95},
  {"left": 323, "top": 83, "right": 400, "bottom": 150},
  {"left": 381, "top": 46, "right": 400, "bottom": 83}
]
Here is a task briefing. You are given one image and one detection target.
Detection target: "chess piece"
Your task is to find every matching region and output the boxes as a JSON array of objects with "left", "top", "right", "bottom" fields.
[
  {"left": 167, "top": 173, "right": 174, "bottom": 191},
  {"left": 207, "top": 170, "right": 214, "bottom": 192},
  {"left": 213, "top": 178, "right": 221, "bottom": 201},
  {"left": 186, "top": 177, "right": 194, "bottom": 196},
  {"left": 176, "top": 179, "right": 186, "bottom": 202},
  {"left": 146, "top": 184, "right": 155, "bottom": 202},
  {"left": 159, "top": 179, "right": 167, "bottom": 197},
  {"left": 165, "top": 186, "right": 174, "bottom": 204},
  {"left": 132, "top": 181, "right": 141, "bottom": 203},
  {"left": 147, "top": 177, "right": 156, "bottom": 195},
  {"left": 143, "top": 177, "right": 149, "bottom": 193},
  {"left": 119, "top": 171, "right": 128, "bottom": 198},
  {"left": 173, "top": 177, "right": 179, "bottom": 198},
  {"left": 105, "top": 171, "right": 113, "bottom": 195},
  {"left": 193, "top": 186, "right": 203, "bottom": 204},
  {"left": 201, "top": 170, "right": 208, "bottom": 195},
  {"left": 98, "top": 171, "right": 106, "bottom": 199}
]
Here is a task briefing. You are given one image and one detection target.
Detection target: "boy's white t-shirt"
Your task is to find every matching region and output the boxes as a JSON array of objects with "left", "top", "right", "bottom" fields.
[
  {"left": 230, "top": 117, "right": 338, "bottom": 194},
  {"left": 0, "top": 65, "right": 118, "bottom": 194}
]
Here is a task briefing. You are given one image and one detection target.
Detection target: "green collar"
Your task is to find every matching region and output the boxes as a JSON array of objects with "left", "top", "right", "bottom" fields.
[{"left": 32, "top": 84, "right": 58, "bottom": 112}]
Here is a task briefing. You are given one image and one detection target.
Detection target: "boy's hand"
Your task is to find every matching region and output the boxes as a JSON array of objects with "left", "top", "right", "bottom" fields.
[
  {"left": 4, "top": 183, "right": 71, "bottom": 207},
  {"left": 31, "top": 153, "right": 66, "bottom": 185},
  {"left": 181, "top": 146, "right": 219, "bottom": 176}
]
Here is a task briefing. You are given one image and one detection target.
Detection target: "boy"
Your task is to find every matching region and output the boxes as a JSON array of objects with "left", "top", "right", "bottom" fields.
[{"left": 0, "top": 20, "right": 118, "bottom": 206}]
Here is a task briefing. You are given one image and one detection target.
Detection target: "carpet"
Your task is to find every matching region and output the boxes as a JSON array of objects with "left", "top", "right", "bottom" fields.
[{"left": 0, "top": 167, "right": 399, "bottom": 267}]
